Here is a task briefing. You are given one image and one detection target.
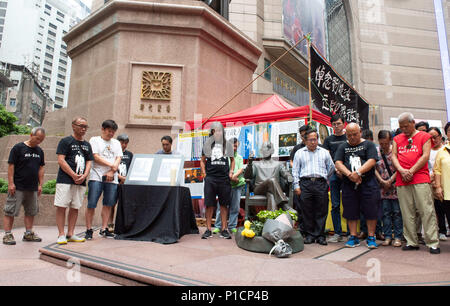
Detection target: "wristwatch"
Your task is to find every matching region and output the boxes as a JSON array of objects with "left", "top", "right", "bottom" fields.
[{"left": 356, "top": 170, "right": 362, "bottom": 177}]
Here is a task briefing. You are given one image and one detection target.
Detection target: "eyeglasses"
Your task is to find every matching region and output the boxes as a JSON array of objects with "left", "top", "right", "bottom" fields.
[
  {"left": 73, "top": 123, "right": 89, "bottom": 129},
  {"left": 406, "top": 138, "right": 413, "bottom": 149}
]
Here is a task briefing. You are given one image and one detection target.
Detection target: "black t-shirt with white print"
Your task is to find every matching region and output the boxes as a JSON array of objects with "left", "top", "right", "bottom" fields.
[
  {"left": 56, "top": 136, "right": 94, "bottom": 186},
  {"left": 8, "top": 142, "right": 45, "bottom": 191},
  {"left": 118, "top": 150, "right": 133, "bottom": 177},
  {"left": 334, "top": 140, "right": 379, "bottom": 184},
  {"left": 202, "top": 138, "right": 234, "bottom": 179}
]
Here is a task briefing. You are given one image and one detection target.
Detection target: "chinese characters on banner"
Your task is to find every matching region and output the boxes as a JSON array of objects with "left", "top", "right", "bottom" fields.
[{"left": 310, "top": 45, "right": 369, "bottom": 129}]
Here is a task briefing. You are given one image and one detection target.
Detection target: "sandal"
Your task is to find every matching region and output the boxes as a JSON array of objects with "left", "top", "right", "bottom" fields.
[
  {"left": 392, "top": 238, "right": 402, "bottom": 247},
  {"left": 381, "top": 238, "right": 391, "bottom": 246}
]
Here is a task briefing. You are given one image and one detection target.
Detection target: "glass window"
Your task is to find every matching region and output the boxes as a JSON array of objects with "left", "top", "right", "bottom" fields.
[
  {"left": 326, "top": 0, "right": 353, "bottom": 84},
  {"left": 9, "top": 98, "right": 16, "bottom": 107},
  {"left": 0, "top": 2, "right": 7, "bottom": 8},
  {"left": 263, "top": 58, "right": 271, "bottom": 81},
  {"left": 0, "top": 9, "right": 6, "bottom": 17}
]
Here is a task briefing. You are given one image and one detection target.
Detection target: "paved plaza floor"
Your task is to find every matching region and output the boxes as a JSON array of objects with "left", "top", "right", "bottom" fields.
[{"left": 2, "top": 226, "right": 450, "bottom": 286}]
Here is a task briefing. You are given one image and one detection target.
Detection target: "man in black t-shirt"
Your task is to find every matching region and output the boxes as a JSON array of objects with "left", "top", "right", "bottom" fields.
[
  {"left": 322, "top": 114, "right": 347, "bottom": 243},
  {"left": 200, "top": 122, "right": 234, "bottom": 240},
  {"left": 335, "top": 123, "right": 380, "bottom": 249},
  {"left": 3, "top": 127, "right": 46, "bottom": 245},
  {"left": 54, "top": 117, "right": 94, "bottom": 245},
  {"left": 108, "top": 134, "right": 134, "bottom": 232}
]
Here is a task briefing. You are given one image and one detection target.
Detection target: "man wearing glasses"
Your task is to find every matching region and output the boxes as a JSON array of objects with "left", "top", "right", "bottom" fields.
[
  {"left": 293, "top": 129, "right": 335, "bottom": 245},
  {"left": 54, "top": 117, "right": 94, "bottom": 245},
  {"left": 392, "top": 112, "right": 440, "bottom": 254}
]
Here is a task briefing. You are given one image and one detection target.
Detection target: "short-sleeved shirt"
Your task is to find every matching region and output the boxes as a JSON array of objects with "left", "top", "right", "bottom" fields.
[
  {"left": 89, "top": 136, "right": 123, "bottom": 184},
  {"left": 56, "top": 136, "right": 94, "bottom": 186},
  {"left": 8, "top": 142, "right": 45, "bottom": 191},
  {"left": 376, "top": 147, "right": 397, "bottom": 199},
  {"left": 155, "top": 149, "right": 180, "bottom": 155},
  {"left": 323, "top": 134, "right": 347, "bottom": 161},
  {"left": 393, "top": 131, "right": 431, "bottom": 186},
  {"left": 334, "top": 140, "right": 379, "bottom": 185},
  {"left": 202, "top": 138, "right": 234, "bottom": 179},
  {"left": 434, "top": 145, "right": 450, "bottom": 200},
  {"left": 118, "top": 150, "right": 133, "bottom": 177},
  {"left": 230, "top": 152, "right": 245, "bottom": 188}
]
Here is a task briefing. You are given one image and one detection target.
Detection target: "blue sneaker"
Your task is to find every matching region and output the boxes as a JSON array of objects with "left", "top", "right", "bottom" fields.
[
  {"left": 345, "top": 236, "right": 360, "bottom": 248},
  {"left": 366, "top": 236, "right": 378, "bottom": 249}
]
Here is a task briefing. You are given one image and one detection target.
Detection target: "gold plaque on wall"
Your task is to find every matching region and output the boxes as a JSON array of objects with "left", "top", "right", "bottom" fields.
[{"left": 141, "top": 71, "right": 172, "bottom": 100}]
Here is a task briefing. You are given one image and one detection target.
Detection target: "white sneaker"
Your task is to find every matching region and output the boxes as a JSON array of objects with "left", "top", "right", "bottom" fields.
[
  {"left": 57, "top": 235, "right": 67, "bottom": 245},
  {"left": 328, "top": 234, "right": 343, "bottom": 243},
  {"left": 67, "top": 234, "right": 86, "bottom": 243},
  {"left": 439, "top": 233, "right": 447, "bottom": 241}
]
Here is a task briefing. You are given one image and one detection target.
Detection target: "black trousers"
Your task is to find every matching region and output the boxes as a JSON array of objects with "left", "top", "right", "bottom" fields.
[
  {"left": 436, "top": 199, "right": 450, "bottom": 234},
  {"left": 299, "top": 178, "right": 329, "bottom": 239}
]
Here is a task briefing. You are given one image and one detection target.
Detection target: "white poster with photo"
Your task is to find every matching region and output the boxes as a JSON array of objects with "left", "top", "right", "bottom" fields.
[
  {"left": 270, "top": 120, "right": 305, "bottom": 156},
  {"left": 128, "top": 158, "right": 154, "bottom": 181}
]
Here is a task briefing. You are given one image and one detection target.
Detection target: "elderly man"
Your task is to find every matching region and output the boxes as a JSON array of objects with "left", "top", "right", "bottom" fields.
[
  {"left": 54, "top": 117, "right": 94, "bottom": 245},
  {"left": 391, "top": 112, "right": 440, "bottom": 254},
  {"left": 335, "top": 123, "right": 380, "bottom": 249},
  {"left": 292, "top": 129, "right": 335, "bottom": 245},
  {"left": 244, "top": 142, "right": 294, "bottom": 212},
  {"left": 3, "top": 127, "right": 46, "bottom": 245}
]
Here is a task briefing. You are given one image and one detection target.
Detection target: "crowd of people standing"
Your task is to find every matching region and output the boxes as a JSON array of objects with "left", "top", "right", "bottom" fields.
[{"left": 2, "top": 112, "right": 449, "bottom": 256}]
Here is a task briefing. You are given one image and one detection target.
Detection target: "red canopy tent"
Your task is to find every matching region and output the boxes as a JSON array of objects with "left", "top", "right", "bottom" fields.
[{"left": 185, "top": 94, "right": 331, "bottom": 130}]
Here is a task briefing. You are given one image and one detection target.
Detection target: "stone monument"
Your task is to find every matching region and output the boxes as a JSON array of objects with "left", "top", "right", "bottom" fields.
[{"left": 47, "top": 0, "right": 262, "bottom": 153}]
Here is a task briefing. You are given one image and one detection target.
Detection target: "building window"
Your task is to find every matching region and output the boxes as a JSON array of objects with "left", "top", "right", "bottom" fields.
[
  {"left": 9, "top": 98, "right": 16, "bottom": 107},
  {"left": 264, "top": 58, "right": 272, "bottom": 81},
  {"left": 0, "top": 2, "right": 7, "bottom": 9},
  {"left": 326, "top": 0, "right": 353, "bottom": 84},
  {"left": 49, "top": 23, "right": 57, "bottom": 30},
  {"left": 48, "top": 30, "right": 56, "bottom": 37}
]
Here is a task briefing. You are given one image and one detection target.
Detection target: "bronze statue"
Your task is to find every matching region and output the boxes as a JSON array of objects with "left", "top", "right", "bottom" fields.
[{"left": 244, "top": 142, "right": 295, "bottom": 213}]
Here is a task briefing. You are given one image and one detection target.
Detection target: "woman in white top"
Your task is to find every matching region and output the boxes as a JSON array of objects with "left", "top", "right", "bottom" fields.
[{"left": 428, "top": 127, "right": 448, "bottom": 241}]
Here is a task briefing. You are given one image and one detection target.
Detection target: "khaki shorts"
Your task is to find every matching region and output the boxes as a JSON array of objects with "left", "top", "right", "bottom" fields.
[
  {"left": 4, "top": 190, "right": 39, "bottom": 217},
  {"left": 54, "top": 183, "right": 86, "bottom": 209}
]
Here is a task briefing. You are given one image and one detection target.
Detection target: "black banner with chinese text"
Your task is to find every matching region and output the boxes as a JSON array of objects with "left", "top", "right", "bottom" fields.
[{"left": 310, "top": 45, "right": 369, "bottom": 129}]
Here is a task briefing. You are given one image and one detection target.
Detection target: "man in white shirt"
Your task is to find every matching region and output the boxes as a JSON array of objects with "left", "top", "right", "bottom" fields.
[
  {"left": 292, "top": 129, "right": 335, "bottom": 245},
  {"left": 85, "top": 120, "right": 122, "bottom": 240}
]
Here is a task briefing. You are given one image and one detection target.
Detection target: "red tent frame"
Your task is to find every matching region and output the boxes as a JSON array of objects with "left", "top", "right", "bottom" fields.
[{"left": 184, "top": 94, "right": 332, "bottom": 130}]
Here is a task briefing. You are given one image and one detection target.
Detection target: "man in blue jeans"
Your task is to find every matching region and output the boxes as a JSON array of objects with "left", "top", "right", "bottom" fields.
[
  {"left": 85, "top": 120, "right": 123, "bottom": 240},
  {"left": 322, "top": 114, "right": 347, "bottom": 242},
  {"left": 213, "top": 138, "right": 245, "bottom": 234}
]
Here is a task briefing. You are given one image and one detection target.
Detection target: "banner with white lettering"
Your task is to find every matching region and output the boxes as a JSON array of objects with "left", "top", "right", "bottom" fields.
[{"left": 310, "top": 45, "right": 369, "bottom": 129}]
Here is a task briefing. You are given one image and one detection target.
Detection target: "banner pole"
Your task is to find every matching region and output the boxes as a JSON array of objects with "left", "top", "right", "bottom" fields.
[
  {"left": 307, "top": 35, "right": 312, "bottom": 125},
  {"left": 202, "top": 34, "right": 311, "bottom": 128}
]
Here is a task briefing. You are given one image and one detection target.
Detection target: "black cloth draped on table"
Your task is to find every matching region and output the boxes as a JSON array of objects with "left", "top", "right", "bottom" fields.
[{"left": 115, "top": 185, "right": 199, "bottom": 244}]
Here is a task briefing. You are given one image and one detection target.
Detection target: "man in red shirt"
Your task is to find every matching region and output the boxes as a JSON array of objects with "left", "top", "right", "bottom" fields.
[{"left": 392, "top": 112, "right": 440, "bottom": 254}]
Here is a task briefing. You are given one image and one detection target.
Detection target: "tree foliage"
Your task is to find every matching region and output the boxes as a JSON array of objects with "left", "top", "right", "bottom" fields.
[{"left": 0, "top": 105, "right": 31, "bottom": 137}]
